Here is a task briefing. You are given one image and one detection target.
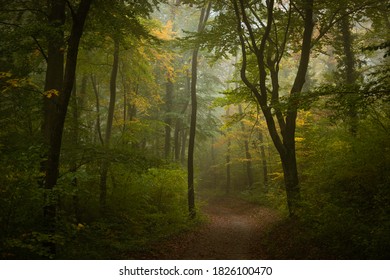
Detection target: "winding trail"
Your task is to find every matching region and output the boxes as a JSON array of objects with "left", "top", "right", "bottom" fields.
[{"left": 146, "top": 196, "right": 281, "bottom": 260}]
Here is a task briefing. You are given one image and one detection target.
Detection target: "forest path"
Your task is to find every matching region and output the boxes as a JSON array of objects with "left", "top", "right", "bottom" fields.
[{"left": 146, "top": 196, "right": 281, "bottom": 259}]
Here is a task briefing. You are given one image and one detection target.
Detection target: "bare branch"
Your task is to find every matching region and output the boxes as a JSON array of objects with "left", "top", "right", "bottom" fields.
[
  {"left": 90, "top": 75, "right": 105, "bottom": 146},
  {"left": 232, "top": 0, "right": 261, "bottom": 100},
  {"left": 290, "top": 0, "right": 305, "bottom": 20},
  {"left": 65, "top": 0, "right": 77, "bottom": 20},
  {"left": 278, "top": 0, "right": 293, "bottom": 65},
  {"left": 312, "top": 0, "right": 380, "bottom": 47},
  {"left": 32, "top": 36, "right": 48, "bottom": 62},
  {"left": 0, "top": 8, "right": 47, "bottom": 16},
  {"left": 0, "top": 20, "right": 21, "bottom": 27},
  {"left": 0, "top": 21, "right": 48, "bottom": 62},
  {"left": 239, "top": 0, "right": 259, "bottom": 52}
]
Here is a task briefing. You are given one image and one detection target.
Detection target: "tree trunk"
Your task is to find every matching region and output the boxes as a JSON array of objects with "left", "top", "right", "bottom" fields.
[
  {"left": 340, "top": 16, "right": 357, "bottom": 86},
  {"left": 211, "top": 137, "right": 217, "bottom": 189},
  {"left": 175, "top": 73, "right": 191, "bottom": 164},
  {"left": 232, "top": 0, "right": 313, "bottom": 217},
  {"left": 281, "top": 147, "right": 300, "bottom": 215},
  {"left": 42, "top": 0, "right": 91, "bottom": 256},
  {"left": 188, "top": 45, "right": 199, "bottom": 218},
  {"left": 188, "top": 2, "right": 211, "bottom": 219},
  {"left": 72, "top": 75, "right": 87, "bottom": 220},
  {"left": 225, "top": 106, "right": 231, "bottom": 194},
  {"left": 41, "top": 0, "right": 66, "bottom": 256},
  {"left": 164, "top": 77, "right": 174, "bottom": 159},
  {"left": 91, "top": 75, "right": 104, "bottom": 145},
  {"left": 226, "top": 137, "right": 231, "bottom": 194},
  {"left": 121, "top": 67, "right": 128, "bottom": 139},
  {"left": 70, "top": 77, "right": 79, "bottom": 222},
  {"left": 258, "top": 129, "right": 268, "bottom": 187},
  {"left": 99, "top": 38, "right": 120, "bottom": 216},
  {"left": 180, "top": 127, "right": 187, "bottom": 166},
  {"left": 174, "top": 119, "right": 182, "bottom": 161},
  {"left": 339, "top": 14, "right": 358, "bottom": 135},
  {"left": 238, "top": 104, "right": 253, "bottom": 188}
]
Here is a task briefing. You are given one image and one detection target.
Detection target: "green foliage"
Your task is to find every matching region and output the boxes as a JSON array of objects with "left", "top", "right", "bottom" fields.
[
  {"left": 88, "top": 0, "right": 160, "bottom": 44},
  {"left": 212, "top": 86, "right": 255, "bottom": 108},
  {"left": 57, "top": 164, "right": 194, "bottom": 259},
  {"left": 4, "top": 232, "right": 65, "bottom": 259},
  {"left": 296, "top": 105, "right": 390, "bottom": 259},
  {"left": 240, "top": 181, "right": 288, "bottom": 213},
  {"left": 261, "top": 100, "right": 390, "bottom": 259},
  {"left": 309, "top": 76, "right": 389, "bottom": 127},
  {"left": 0, "top": 149, "right": 45, "bottom": 258},
  {"left": 1, "top": 0, "right": 388, "bottom": 261},
  {"left": 363, "top": 41, "right": 390, "bottom": 58},
  {"left": 0, "top": 71, "right": 44, "bottom": 259}
]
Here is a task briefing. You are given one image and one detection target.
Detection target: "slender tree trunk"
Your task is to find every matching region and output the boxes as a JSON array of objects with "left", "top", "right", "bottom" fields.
[
  {"left": 99, "top": 38, "right": 120, "bottom": 216},
  {"left": 70, "top": 77, "right": 80, "bottom": 222},
  {"left": 225, "top": 106, "right": 231, "bottom": 194},
  {"left": 105, "top": 39, "right": 120, "bottom": 148},
  {"left": 121, "top": 66, "right": 128, "bottom": 139},
  {"left": 188, "top": 2, "right": 211, "bottom": 218},
  {"left": 340, "top": 14, "right": 358, "bottom": 135},
  {"left": 71, "top": 74, "right": 87, "bottom": 221},
  {"left": 91, "top": 75, "right": 104, "bottom": 145},
  {"left": 238, "top": 104, "right": 253, "bottom": 188},
  {"left": 177, "top": 72, "right": 191, "bottom": 163},
  {"left": 128, "top": 75, "right": 139, "bottom": 122},
  {"left": 174, "top": 74, "right": 190, "bottom": 162},
  {"left": 164, "top": 77, "right": 174, "bottom": 159},
  {"left": 78, "top": 75, "right": 88, "bottom": 113},
  {"left": 174, "top": 119, "right": 182, "bottom": 161},
  {"left": 243, "top": 139, "right": 253, "bottom": 187},
  {"left": 258, "top": 129, "right": 268, "bottom": 187},
  {"left": 211, "top": 137, "right": 217, "bottom": 189},
  {"left": 181, "top": 127, "right": 187, "bottom": 166},
  {"left": 340, "top": 16, "right": 357, "bottom": 86},
  {"left": 226, "top": 137, "right": 231, "bottom": 194},
  {"left": 188, "top": 45, "right": 199, "bottom": 218}
]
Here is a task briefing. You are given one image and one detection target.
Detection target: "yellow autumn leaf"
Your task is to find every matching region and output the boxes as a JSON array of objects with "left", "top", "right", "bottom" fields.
[
  {"left": 151, "top": 20, "right": 176, "bottom": 41},
  {"left": 0, "top": 72, "right": 12, "bottom": 79},
  {"left": 43, "top": 89, "right": 60, "bottom": 98},
  {"left": 7, "top": 79, "right": 20, "bottom": 87}
]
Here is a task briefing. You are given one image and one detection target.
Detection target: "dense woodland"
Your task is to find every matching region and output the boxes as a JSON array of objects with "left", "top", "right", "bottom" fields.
[{"left": 0, "top": 0, "right": 389, "bottom": 259}]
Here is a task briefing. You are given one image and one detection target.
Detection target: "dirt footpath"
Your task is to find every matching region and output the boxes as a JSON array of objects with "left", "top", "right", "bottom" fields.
[{"left": 148, "top": 196, "right": 281, "bottom": 260}]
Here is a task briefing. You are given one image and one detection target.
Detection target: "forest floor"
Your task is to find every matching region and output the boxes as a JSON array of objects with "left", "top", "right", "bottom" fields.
[{"left": 134, "top": 195, "right": 282, "bottom": 259}]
